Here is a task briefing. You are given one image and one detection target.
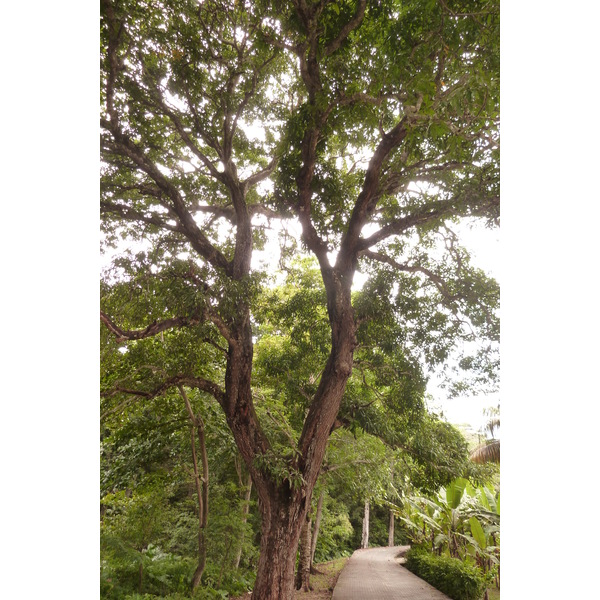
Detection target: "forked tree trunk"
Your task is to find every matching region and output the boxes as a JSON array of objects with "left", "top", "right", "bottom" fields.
[
  {"left": 219, "top": 231, "right": 357, "bottom": 600},
  {"left": 388, "top": 509, "right": 395, "bottom": 546},
  {"left": 361, "top": 500, "right": 370, "bottom": 548}
]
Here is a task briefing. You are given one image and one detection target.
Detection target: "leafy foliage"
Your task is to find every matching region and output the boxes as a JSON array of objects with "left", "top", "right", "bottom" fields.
[
  {"left": 404, "top": 547, "right": 487, "bottom": 600},
  {"left": 398, "top": 476, "right": 499, "bottom": 595}
]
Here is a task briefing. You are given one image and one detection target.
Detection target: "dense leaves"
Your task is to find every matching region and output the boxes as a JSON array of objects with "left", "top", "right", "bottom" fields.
[{"left": 405, "top": 547, "right": 487, "bottom": 600}]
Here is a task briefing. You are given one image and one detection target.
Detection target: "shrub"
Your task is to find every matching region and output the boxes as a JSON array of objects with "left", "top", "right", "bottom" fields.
[
  {"left": 199, "top": 562, "right": 255, "bottom": 598},
  {"left": 100, "top": 540, "right": 196, "bottom": 600},
  {"left": 404, "top": 548, "right": 486, "bottom": 600}
]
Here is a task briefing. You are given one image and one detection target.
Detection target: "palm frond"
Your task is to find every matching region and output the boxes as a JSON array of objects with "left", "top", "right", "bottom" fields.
[{"left": 470, "top": 439, "right": 500, "bottom": 464}]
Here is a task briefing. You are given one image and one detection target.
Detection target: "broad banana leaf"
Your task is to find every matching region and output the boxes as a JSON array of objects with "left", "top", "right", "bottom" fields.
[
  {"left": 446, "top": 478, "right": 469, "bottom": 509},
  {"left": 469, "top": 516, "right": 487, "bottom": 550},
  {"left": 464, "top": 508, "right": 500, "bottom": 525}
]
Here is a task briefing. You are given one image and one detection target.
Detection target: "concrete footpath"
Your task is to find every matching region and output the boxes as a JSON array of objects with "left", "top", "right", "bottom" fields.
[{"left": 332, "top": 546, "right": 452, "bottom": 600}]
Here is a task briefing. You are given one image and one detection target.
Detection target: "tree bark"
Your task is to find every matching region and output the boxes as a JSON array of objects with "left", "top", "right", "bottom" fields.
[
  {"left": 361, "top": 500, "right": 370, "bottom": 549},
  {"left": 220, "top": 278, "right": 356, "bottom": 600},
  {"left": 388, "top": 509, "right": 395, "bottom": 547},
  {"left": 250, "top": 490, "right": 309, "bottom": 600}
]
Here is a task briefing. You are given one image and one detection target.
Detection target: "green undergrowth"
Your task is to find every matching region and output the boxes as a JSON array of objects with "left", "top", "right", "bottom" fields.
[{"left": 404, "top": 548, "right": 486, "bottom": 600}]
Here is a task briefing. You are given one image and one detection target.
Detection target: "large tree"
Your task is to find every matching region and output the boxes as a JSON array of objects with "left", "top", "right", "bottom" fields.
[{"left": 100, "top": 0, "right": 499, "bottom": 597}]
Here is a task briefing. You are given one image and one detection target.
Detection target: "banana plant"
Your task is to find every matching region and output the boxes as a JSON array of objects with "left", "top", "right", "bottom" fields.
[
  {"left": 398, "top": 478, "right": 471, "bottom": 558},
  {"left": 398, "top": 478, "right": 500, "bottom": 568},
  {"left": 464, "top": 483, "right": 500, "bottom": 592}
]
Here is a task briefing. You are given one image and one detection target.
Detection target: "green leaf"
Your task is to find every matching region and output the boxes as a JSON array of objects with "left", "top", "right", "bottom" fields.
[
  {"left": 469, "top": 516, "right": 487, "bottom": 550},
  {"left": 445, "top": 478, "right": 468, "bottom": 509}
]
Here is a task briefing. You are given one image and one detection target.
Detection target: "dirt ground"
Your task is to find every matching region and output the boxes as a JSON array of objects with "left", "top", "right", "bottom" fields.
[{"left": 232, "top": 557, "right": 349, "bottom": 600}]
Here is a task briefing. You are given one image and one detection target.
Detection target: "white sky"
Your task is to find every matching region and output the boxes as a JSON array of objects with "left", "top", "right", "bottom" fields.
[{"left": 426, "top": 221, "right": 500, "bottom": 434}]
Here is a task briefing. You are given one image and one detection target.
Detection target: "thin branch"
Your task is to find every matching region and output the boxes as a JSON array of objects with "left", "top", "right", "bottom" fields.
[
  {"left": 242, "top": 156, "right": 279, "bottom": 190},
  {"left": 359, "top": 250, "right": 454, "bottom": 300},
  {"left": 102, "top": 374, "right": 225, "bottom": 405},
  {"left": 100, "top": 310, "right": 201, "bottom": 342},
  {"left": 323, "top": 0, "right": 367, "bottom": 57},
  {"left": 101, "top": 200, "right": 182, "bottom": 233},
  {"left": 357, "top": 199, "right": 458, "bottom": 250},
  {"left": 321, "top": 459, "right": 377, "bottom": 474},
  {"left": 101, "top": 120, "right": 234, "bottom": 275}
]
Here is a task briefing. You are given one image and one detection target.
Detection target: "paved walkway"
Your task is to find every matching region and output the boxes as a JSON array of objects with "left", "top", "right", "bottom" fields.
[{"left": 332, "top": 546, "right": 452, "bottom": 600}]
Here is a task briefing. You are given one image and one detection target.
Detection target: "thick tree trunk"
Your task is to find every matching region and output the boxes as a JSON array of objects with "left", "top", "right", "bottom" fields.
[
  {"left": 250, "top": 491, "right": 308, "bottom": 600},
  {"left": 388, "top": 509, "right": 395, "bottom": 546},
  {"left": 361, "top": 500, "right": 370, "bottom": 549},
  {"left": 222, "top": 309, "right": 355, "bottom": 600}
]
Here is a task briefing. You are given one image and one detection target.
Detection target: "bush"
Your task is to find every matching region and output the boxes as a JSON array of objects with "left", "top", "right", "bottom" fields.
[
  {"left": 404, "top": 548, "right": 486, "bottom": 600},
  {"left": 100, "top": 542, "right": 196, "bottom": 600},
  {"left": 199, "top": 562, "right": 255, "bottom": 598}
]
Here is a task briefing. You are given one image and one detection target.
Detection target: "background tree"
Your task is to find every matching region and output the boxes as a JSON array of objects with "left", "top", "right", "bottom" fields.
[{"left": 100, "top": 0, "right": 499, "bottom": 598}]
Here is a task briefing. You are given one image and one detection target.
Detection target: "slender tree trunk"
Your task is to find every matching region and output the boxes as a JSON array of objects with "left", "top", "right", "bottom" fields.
[
  {"left": 234, "top": 472, "right": 253, "bottom": 570},
  {"left": 388, "top": 509, "right": 395, "bottom": 546},
  {"left": 310, "top": 491, "right": 325, "bottom": 568},
  {"left": 497, "top": 558, "right": 500, "bottom": 589},
  {"left": 361, "top": 500, "right": 370, "bottom": 549},
  {"left": 295, "top": 512, "right": 312, "bottom": 591},
  {"left": 180, "top": 386, "right": 209, "bottom": 590}
]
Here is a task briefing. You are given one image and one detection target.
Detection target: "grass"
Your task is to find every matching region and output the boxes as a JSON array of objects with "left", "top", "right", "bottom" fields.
[
  {"left": 294, "top": 557, "right": 349, "bottom": 600},
  {"left": 486, "top": 587, "right": 500, "bottom": 600}
]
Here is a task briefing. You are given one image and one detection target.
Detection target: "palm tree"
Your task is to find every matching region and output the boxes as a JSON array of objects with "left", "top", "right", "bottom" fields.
[
  {"left": 470, "top": 438, "right": 500, "bottom": 464},
  {"left": 470, "top": 408, "right": 500, "bottom": 464}
]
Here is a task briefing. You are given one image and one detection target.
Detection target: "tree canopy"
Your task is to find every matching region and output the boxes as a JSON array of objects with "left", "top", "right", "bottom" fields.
[{"left": 100, "top": 0, "right": 499, "bottom": 597}]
